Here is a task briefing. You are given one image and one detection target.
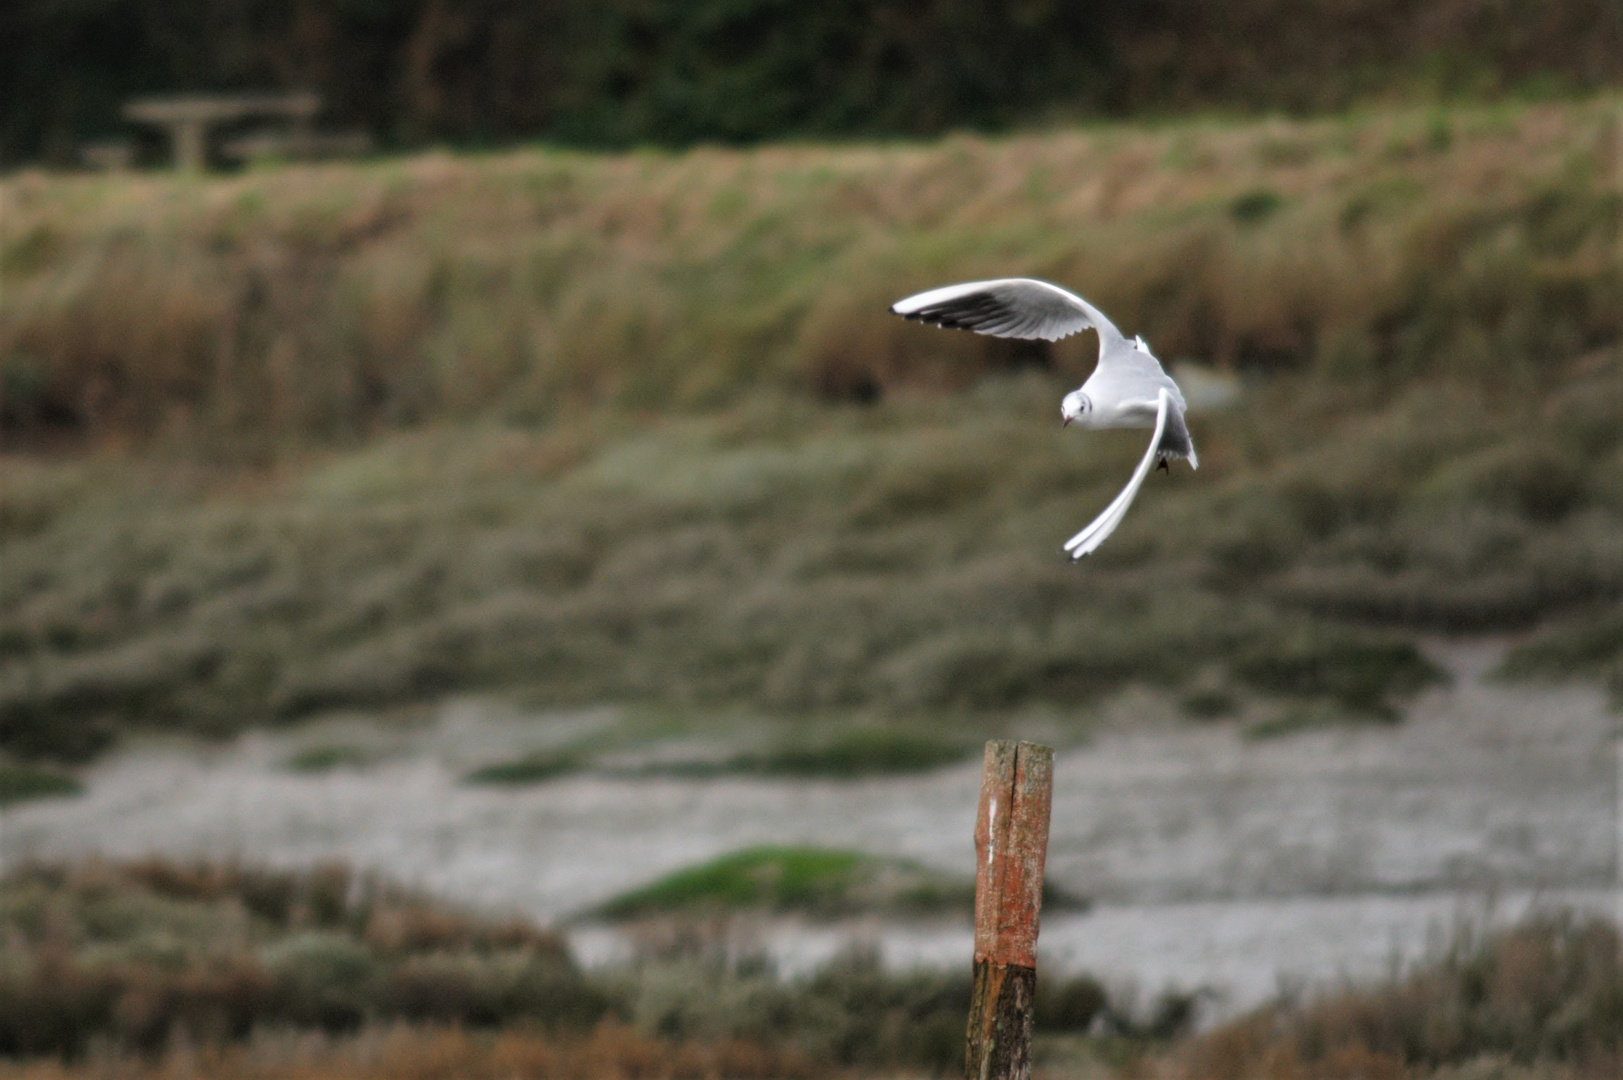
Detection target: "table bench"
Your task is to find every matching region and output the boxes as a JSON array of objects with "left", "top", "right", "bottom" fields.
[{"left": 122, "top": 92, "right": 321, "bottom": 172}]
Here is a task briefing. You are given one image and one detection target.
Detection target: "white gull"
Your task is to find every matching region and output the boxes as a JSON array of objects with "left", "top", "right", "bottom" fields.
[{"left": 891, "top": 278, "right": 1196, "bottom": 558}]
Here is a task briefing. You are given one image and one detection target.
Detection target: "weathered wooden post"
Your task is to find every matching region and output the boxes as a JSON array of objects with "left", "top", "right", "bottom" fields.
[{"left": 966, "top": 740, "right": 1054, "bottom": 1080}]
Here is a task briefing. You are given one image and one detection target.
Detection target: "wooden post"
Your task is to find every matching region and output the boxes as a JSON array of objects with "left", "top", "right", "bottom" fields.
[{"left": 966, "top": 740, "right": 1054, "bottom": 1080}]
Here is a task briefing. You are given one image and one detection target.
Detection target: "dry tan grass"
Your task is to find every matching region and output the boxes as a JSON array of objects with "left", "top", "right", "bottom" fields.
[{"left": 3, "top": 100, "right": 1620, "bottom": 448}]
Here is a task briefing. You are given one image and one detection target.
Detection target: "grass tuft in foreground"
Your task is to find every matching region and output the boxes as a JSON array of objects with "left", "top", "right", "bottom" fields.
[{"left": 1150, "top": 915, "right": 1623, "bottom": 1080}]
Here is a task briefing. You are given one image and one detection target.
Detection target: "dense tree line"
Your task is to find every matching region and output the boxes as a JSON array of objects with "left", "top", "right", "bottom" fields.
[{"left": 4, "top": 0, "right": 1622, "bottom": 162}]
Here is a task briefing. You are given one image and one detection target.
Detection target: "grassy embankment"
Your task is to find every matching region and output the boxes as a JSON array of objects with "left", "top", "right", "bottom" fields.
[
  {"left": 0, "top": 861, "right": 1616, "bottom": 1079},
  {"left": 2, "top": 100, "right": 1622, "bottom": 762}
]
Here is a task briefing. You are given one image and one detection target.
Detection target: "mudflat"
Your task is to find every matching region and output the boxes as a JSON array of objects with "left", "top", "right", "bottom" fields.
[{"left": 2, "top": 641, "right": 1613, "bottom": 1016}]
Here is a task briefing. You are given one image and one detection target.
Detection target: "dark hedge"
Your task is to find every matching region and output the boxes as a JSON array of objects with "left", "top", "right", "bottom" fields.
[{"left": 5, "top": 0, "right": 1622, "bottom": 163}]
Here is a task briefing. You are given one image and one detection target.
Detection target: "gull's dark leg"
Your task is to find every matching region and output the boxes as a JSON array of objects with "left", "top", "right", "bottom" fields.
[{"left": 1157, "top": 456, "right": 1169, "bottom": 474}]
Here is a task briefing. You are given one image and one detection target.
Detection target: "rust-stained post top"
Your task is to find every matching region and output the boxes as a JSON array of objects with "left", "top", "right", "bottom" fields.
[{"left": 973, "top": 740, "right": 1055, "bottom": 969}]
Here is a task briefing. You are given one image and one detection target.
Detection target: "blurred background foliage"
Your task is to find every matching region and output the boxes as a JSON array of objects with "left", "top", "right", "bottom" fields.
[{"left": 4, "top": 0, "right": 1623, "bottom": 162}]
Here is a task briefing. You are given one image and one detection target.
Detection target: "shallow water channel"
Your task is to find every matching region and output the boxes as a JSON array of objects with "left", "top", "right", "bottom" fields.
[{"left": 2, "top": 642, "right": 1617, "bottom": 1021}]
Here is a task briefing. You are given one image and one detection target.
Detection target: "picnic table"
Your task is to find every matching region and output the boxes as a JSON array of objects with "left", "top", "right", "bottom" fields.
[{"left": 122, "top": 92, "right": 321, "bottom": 172}]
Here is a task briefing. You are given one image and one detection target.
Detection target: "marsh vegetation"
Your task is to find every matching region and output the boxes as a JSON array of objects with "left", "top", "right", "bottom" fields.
[
  {"left": 0, "top": 860, "right": 1112, "bottom": 1070},
  {"left": 3, "top": 101, "right": 1621, "bottom": 764},
  {"left": 0, "top": 861, "right": 1614, "bottom": 1079}
]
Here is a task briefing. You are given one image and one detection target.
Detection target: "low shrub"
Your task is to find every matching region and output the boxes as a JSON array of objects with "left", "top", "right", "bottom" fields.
[
  {"left": 0, "top": 861, "right": 595, "bottom": 1056},
  {"left": 1153, "top": 916, "right": 1623, "bottom": 1080},
  {"left": 1498, "top": 608, "right": 1623, "bottom": 705},
  {"left": 1230, "top": 634, "right": 1446, "bottom": 720}
]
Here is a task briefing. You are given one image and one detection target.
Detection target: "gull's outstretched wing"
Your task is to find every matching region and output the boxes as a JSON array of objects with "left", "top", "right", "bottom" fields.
[
  {"left": 890, "top": 279, "right": 1125, "bottom": 346},
  {"left": 1063, "top": 390, "right": 1170, "bottom": 560}
]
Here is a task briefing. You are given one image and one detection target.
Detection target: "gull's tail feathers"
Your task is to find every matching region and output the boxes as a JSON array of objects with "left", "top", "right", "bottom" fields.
[
  {"left": 1158, "top": 403, "right": 1198, "bottom": 470},
  {"left": 1064, "top": 390, "right": 1171, "bottom": 560}
]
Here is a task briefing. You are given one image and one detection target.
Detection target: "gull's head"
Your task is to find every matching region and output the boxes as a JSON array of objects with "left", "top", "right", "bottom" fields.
[{"left": 1061, "top": 390, "right": 1090, "bottom": 427}]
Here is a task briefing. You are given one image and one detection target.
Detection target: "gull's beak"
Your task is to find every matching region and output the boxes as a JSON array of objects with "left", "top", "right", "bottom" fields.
[{"left": 1062, "top": 415, "right": 1073, "bottom": 427}]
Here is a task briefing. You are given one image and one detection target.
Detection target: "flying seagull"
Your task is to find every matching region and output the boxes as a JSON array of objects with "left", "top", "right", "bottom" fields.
[{"left": 890, "top": 278, "right": 1196, "bottom": 559}]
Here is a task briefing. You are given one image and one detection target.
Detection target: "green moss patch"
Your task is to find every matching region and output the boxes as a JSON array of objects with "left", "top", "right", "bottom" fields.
[
  {"left": 283, "top": 744, "right": 378, "bottom": 773},
  {"left": 0, "top": 763, "right": 82, "bottom": 807},
  {"left": 593, "top": 847, "right": 962, "bottom": 920},
  {"left": 642, "top": 730, "right": 976, "bottom": 780},
  {"left": 744, "top": 730, "right": 974, "bottom": 777},
  {"left": 591, "top": 845, "right": 1089, "bottom": 921},
  {"left": 464, "top": 750, "right": 588, "bottom": 786}
]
